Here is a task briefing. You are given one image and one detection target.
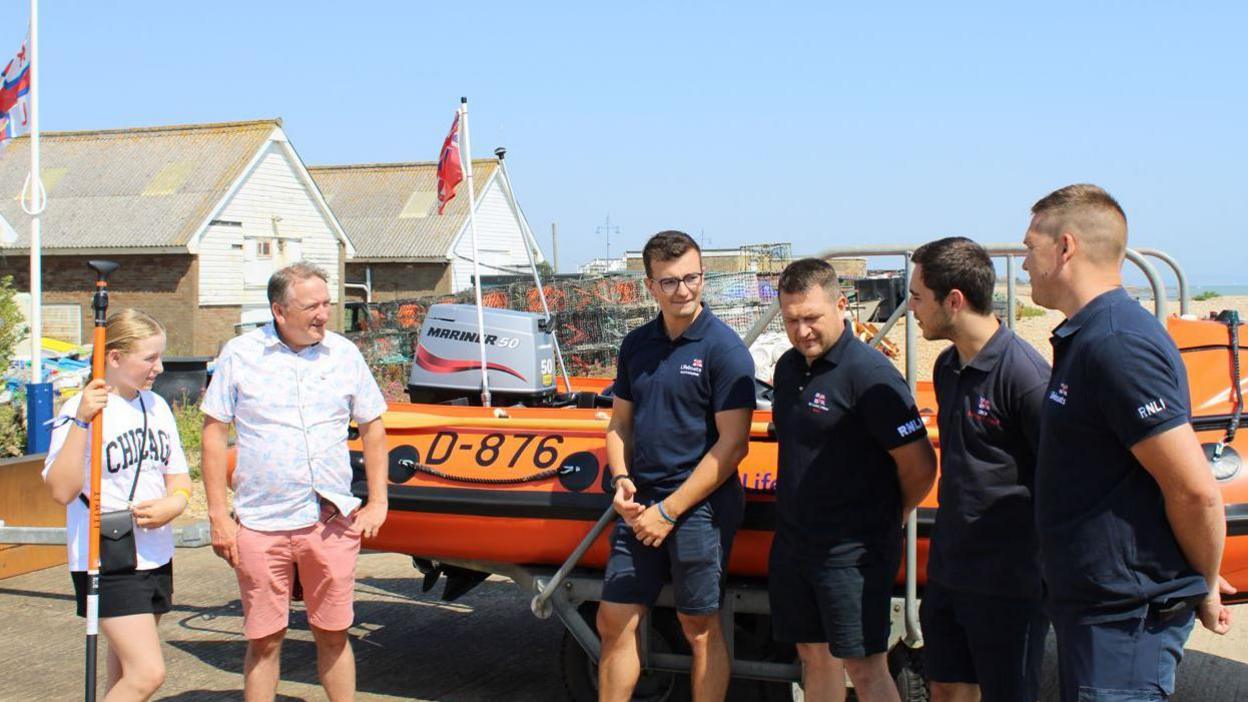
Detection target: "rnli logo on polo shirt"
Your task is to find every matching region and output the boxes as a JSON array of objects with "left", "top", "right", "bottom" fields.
[
  {"left": 1048, "top": 382, "right": 1069, "bottom": 406},
  {"left": 967, "top": 395, "right": 1002, "bottom": 426},
  {"left": 808, "top": 392, "right": 829, "bottom": 413},
  {"left": 896, "top": 418, "right": 923, "bottom": 438},
  {"left": 680, "top": 358, "right": 704, "bottom": 377}
]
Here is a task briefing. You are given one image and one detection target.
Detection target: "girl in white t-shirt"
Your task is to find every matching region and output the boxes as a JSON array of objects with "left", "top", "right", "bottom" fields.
[{"left": 43, "top": 309, "right": 191, "bottom": 701}]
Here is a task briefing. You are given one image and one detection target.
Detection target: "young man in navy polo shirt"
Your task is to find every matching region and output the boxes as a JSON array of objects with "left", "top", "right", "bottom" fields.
[
  {"left": 597, "top": 230, "right": 756, "bottom": 702},
  {"left": 770, "top": 258, "right": 937, "bottom": 702},
  {"left": 908, "top": 237, "right": 1051, "bottom": 702},
  {"left": 1024, "top": 184, "right": 1233, "bottom": 701}
]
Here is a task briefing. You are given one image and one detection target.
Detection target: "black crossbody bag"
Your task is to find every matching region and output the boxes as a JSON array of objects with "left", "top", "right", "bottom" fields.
[{"left": 78, "top": 393, "right": 148, "bottom": 574}]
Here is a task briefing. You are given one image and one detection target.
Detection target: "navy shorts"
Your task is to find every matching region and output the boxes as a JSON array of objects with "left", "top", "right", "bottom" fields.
[
  {"left": 768, "top": 535, "right": 901, "bottom": 659},
  {"left": 919, "top": 580, "right": 1048, "bottom": 701},
  {"left": 602, "top": 483, "right": 744, "bottom": 615},
  {"left": 71, "top": 560, "right": 174, "bottom": 619},
  {"left": 1051, "top": 598, "right": 1199, "bottom": 701}
]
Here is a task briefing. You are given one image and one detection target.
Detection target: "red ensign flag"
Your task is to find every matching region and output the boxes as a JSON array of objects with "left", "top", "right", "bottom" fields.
[{"left": 436, "top": 112, "right": 463, "bottom": 215}]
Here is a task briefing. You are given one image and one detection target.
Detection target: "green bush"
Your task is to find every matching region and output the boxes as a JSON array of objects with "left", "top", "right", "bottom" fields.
[
  {"left": 0, "top": 402, "right": 25, "bottom": 457},
  {"left": 1194, "top": 290, "right": 1221, "bottom": 301},
  {"left": 0, "top": 275, "right": 26, "bottom": 373},
  {"left": 1017, "top": 305, "right": 1047, "bottom": 319},
  {"left": 171, "top": 400, "right": 203, "bottom": 480},
  {"left": 0, "top": 276, "right": 27, "bottom": 456}
]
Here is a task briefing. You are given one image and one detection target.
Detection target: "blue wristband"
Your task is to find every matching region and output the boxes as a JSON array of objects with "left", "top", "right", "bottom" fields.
[
  {"left": 656, "top": 501, "right": 678, "bottom": 526},
  {"left": 47, "top": 415, "right": 90, "bottom": 430}
]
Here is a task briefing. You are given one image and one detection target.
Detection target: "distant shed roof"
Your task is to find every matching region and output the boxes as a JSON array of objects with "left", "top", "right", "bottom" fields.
[{"left": 308, "top": 159, "right": 498, "bottom": 261}]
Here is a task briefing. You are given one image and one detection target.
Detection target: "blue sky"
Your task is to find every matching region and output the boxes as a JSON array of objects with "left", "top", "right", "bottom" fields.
[{"left": 19, "top": 1, "right": 1248, "bottom": 284}]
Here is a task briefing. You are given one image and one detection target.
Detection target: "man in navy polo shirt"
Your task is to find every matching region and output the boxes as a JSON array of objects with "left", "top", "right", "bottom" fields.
[
  {"left": 1024, "top": 184, "right": 1232, "bottom": 701},
  {"left": 908, "top": 237, "right": 1051, "bottom": 702},
  {"left": 770, "top": 258, "right": 937, "bottom": 702},
  {"left": 597, "top": 230, "right": 756, "bottom": 702}
]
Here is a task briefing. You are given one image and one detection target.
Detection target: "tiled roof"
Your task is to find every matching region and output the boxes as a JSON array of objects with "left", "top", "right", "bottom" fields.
[
  {"left": 308, "top": 159, "right": 498, "bottom": 260},
  {"left": 0, "top": 119, "right": 279, "bottom": 250}
]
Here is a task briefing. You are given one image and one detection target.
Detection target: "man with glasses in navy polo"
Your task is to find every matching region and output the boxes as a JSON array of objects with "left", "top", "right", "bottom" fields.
[
  {"left": 597, "top": 230, "right": 756, "bottom": 702},
  {"left": 1024, "top": 184, "right": 1232, "bottom": 701}
]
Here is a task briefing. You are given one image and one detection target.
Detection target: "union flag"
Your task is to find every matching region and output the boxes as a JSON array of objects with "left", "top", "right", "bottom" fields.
[{"left": 0, "top": 30, "right": 31, "bottom": 149}]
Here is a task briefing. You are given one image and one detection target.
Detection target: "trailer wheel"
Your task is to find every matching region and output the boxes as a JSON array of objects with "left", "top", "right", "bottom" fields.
[
  {"left": 888, "top": 643, "right": 929, "bottom": 702},
  {"left": 558, "top": 612, "right": 689, "bottom": 702}
]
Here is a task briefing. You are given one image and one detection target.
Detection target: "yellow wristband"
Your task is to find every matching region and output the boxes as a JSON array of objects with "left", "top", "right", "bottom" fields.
[{"left": 173, "top": 488, "right": 192, "bottom": 502}]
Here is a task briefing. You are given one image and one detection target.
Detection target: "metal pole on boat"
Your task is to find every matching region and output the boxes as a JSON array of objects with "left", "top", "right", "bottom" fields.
[
  {"left": 551, "top": 223, "right": 559, "bottom": 274},
  {"left": 84, "top": 259, "right": 118, "bottom": 702},
  {"left": 492, "top": 148, "right": 573, "bottom": 393},
  {"left": 531, "top": 506, "right": 618, "bottom": 619},
  {"left": 1006, "top": 255, "right": 1016, "bottom": 329},
  {"left": 902, "top": 252, "right": 922, "bottom": 647},
  {"left": 459, "top": 98, "right": 492, "bottom": 406}
]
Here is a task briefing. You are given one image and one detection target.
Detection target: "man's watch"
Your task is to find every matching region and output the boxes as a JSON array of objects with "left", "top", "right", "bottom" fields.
[{"left": 610, "top": 474, "right": 632, "bottom": 490}]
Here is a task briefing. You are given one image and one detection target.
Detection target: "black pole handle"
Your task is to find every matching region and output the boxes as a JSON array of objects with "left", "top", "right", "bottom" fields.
[
  {"left": 87, "top": 260, "right": 119, "bottom": 326},
  {"left": 87, "top": 259, "right": 119, "bottom": 283}
]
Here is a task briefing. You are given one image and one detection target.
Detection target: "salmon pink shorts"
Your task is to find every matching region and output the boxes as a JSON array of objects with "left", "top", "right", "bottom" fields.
[{"left": 235, "top": 504, "right": 361, "bottom": 640}]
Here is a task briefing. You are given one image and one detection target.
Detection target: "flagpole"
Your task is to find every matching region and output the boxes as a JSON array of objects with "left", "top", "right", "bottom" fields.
[
  {"left": 459, "top": 97, "right": 491, "bottom": 407},
  {"left": 27, "top": 0, "right": 42, "bottom": 383},
  {"left": 492, "top": 147, "right": 572, "bottom": 393},
  {"left": 21, "top": 0, "right": 51, "bottom": 454}
]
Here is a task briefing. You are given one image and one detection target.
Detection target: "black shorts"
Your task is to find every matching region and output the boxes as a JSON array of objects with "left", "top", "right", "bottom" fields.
[
  {"left": 71, "top": 561, "right": 174, "bottom": 619},
  {"left": 602, "top": 484, "right": 744, "bottom": 615},
  {"left": 919, "top": 580, "right": 1048, "bottom": 701},
  {"left": 768, "top": 536, "right": 901, "bottom": 658}
]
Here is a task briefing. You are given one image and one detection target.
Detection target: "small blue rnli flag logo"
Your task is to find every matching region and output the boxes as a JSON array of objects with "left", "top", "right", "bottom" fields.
[
  {"left": 1048, "top": 382, "right": 1069, "bottom": 406},
  {"left": 808, "top": 391, "right": 829, "bottom": 413},
  {"left": 679, "top": 358, "right": 704, "bottom": 377}
]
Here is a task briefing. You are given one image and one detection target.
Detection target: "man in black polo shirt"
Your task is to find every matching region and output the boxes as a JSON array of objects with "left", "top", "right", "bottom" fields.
[
  {"left": 770, "top": 258, "right": 937, "bottom": 702},
  {"left": 1024, "top": 184, "right": 1232, "bottom": 701},
  {"left": 907, "top": 237, "right": 1051, "bottom": 702},
  {"left": 597, "top": 230, "right": 756, "bottom": 702}
]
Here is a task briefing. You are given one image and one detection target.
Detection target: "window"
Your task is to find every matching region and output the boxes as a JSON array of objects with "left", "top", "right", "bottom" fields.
[{"left": 257, "top": 239, "right": 273, "bottom": 259}]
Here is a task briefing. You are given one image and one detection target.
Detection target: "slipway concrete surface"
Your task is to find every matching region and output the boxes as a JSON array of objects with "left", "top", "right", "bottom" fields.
[{"left": 0, "top": 545, "right": 1244, "bottom": 701}]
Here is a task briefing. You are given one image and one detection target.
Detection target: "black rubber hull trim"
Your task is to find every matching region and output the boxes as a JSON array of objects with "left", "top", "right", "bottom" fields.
[
  {"left": 361, "top": 482, "right": 942, "bottom": 536},
  {"left": 1228, "top": 503, "right": 1248, "bottom": 537}
]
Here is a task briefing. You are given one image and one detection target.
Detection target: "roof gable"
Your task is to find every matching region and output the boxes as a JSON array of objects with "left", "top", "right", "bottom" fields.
[{"left": 308, "top": 159, "right": 499, "bottom": 260}]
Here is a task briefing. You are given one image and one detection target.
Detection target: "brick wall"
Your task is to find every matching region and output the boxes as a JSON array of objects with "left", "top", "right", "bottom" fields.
[
  {"left": 0, "top": 253, "right": 199, "bottom": 355},
  {"left": 346, "top": 262, "right": 451, "bottom": 302},
  {"left": 194, "top": 305, "right": 244, "bottom": 356}
]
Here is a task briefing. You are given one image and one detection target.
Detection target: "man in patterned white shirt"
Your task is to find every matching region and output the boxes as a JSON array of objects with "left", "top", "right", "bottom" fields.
[{"left": 201, "top": 262, "right": 388, "bottom": 702}]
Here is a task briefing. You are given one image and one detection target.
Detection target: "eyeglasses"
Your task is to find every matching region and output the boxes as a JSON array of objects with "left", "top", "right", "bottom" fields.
[{"left": 652, "top": 272, "right": 704, "bottom": 295}]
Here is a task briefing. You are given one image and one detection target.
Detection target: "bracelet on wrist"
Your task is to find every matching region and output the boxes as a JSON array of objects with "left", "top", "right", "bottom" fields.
[
  {"left": 610, "top": 474, "right": 632, "bottom": 490},
  {"left": 656, "top": 501, "right": 678, "bottom": 526},
  {"left": 173, "top": 488, "right": 192, "bottom": 503},
  {"left": 46, "top": 415, "right": 91, "bottom": 431}
]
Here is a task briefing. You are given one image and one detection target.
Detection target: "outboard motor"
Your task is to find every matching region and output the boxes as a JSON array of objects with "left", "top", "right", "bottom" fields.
[{"left": 408, "top": 304, "right": 558, "bottom": 405}]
